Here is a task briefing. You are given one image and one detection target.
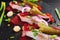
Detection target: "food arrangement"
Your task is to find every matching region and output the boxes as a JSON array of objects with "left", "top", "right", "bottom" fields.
[{"left": 0, "top": 0, "right": 60, "bottom": 40}]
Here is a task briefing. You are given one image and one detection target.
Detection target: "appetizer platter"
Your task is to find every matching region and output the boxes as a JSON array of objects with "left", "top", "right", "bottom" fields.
[{"left": 0, "top": 0, "right": 60, "bottom": 40}]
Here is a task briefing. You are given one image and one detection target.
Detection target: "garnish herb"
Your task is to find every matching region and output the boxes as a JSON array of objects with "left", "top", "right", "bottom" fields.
[
  {"left": 10, "top": 36, "right": 15, "bottom": 39},
  {"left": 55, "top": 8, "right": 60, "bottom": 19},
  {"left": 0, "top": 2, "right": 6, "bottom": 26}
]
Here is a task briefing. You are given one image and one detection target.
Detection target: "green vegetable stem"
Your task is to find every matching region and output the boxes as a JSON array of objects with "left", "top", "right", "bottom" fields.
[
  {"left": 55, "top": 8, "right": 60, "bottom": 19},
  {"left": 0, "top": 2, "right": 6, "bottom": 26}
]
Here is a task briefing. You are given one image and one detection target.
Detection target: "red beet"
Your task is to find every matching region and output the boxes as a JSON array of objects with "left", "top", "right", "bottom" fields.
[
  {"left": 32, "top": 23, "right": 39, "bottom": 29},
  {"left": 12, "top": 9, "right": 18, "bottom": 12},
  {"left": 19, "top": 36, "right": 32, "bottom": 40},
  {"left": 5, "top": 5, "right": 13, "bottom": 12},
  {"left": 10, "top": 15, "right": 22, "bottom": 25},
  {"left": 20, "top": 12, "right": 30, "bottom": 17},
  {"left": 23, "top": 23, "right": 30, "bottom": 31}
]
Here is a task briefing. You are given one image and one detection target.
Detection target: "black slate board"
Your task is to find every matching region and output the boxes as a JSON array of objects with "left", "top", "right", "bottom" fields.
[{"left": 0, "top": 0, "right": 60, "bottom": 40}]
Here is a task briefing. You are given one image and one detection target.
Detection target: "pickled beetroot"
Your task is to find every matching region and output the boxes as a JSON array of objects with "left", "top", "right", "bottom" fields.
[
  {"left": 23, "top": 23, "right": 30, "bottom": 31},
  {"left": 12, "top": 9, "right": 18, "bottom": 12},
  {"left": 23, "top": 23, "right": 39, "bottom": 31},
  {"left": 5, "top": 5, "right": 13, "bottom": 12},
  {"left": 32, "top": 23, "right": 39, "bottom": 29},
  {"left": 5, "top": 6, "right": 18, "bottom": 13},
  {"left": 10, "top": 15, "right": 22, "bottom": 25},
  {"left": 20, "top": 12, "right": 30, "bottom": 17},
  {"left": 19, "top": 36, "right": 32, "bottom": 40}
]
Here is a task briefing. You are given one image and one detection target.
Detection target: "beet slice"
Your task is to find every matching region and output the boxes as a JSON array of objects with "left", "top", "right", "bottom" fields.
[
  {"left": 19, "top": 36, "right": 33, "bottom": 40},
  {"left": 32, "top": 23, "right": 39, "bottom": 29},
  {"left": 10, "top": 15, "right": 23, "bottom": 25},
  {"left": 5, "top": 5, "right": 13, "bottom": 12}
]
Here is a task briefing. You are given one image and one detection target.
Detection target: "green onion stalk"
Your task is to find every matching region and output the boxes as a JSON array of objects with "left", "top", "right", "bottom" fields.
[
  {"left": 0, "top": 2, "right": 6, "bottom": 26},
  {"left": 55, "top": 8, "right": 60, "bottom": 19}
]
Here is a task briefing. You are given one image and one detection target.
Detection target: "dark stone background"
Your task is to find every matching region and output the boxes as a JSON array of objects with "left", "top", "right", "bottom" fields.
[{"left": 0, "top": 0, "right": 60, "bottom": 40}]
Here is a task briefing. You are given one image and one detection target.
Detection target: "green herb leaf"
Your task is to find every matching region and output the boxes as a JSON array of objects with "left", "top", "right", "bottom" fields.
[
  {"left": 5, "top": 18, "right": 11, "bottom": 22},
  {"left": 50, "top": 35, "right": 57, "bottom": 39},
  {"left": 4, "top": 15, "right": 6, "bottom": 18},
  {"left": 28, "top": 0, "right": 38, "bottom": 3},
  {"left": 57, "top": 23, "right": 60, "bottom": 26},
  {"left": 8, "top": 18, "right": 11, "bottom": 22},
  {"left": 10, "top": 36, "right": 15, "bottom": 39},
  {"left": 32, "top": 29, "right": 37, "bottom": 32},
  {"left": 13, "top": 0, "right": 17, "bottom": 1},
  {"left": 33, "top": 32, "right": 38, "bottom": 37},
  {"left": 26, "top": 16, "right": 31, "bottom": 18},
  {"left": 29, "top": 26, "right": 33, "bottom": 30},
  {"left": 55, "top": 8, "right": 60, "bottom": 19},
  {"left": 19, "top": 3, "right": 25, "bottom": 6}
]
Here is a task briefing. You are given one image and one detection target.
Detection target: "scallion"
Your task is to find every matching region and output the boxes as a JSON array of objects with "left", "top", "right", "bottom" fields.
[
  {"left": 55, "top": 8, "right": 60, "bottom": 19},
  {"left": 0, "top": 2, "right": 6, "bottom": 26}
]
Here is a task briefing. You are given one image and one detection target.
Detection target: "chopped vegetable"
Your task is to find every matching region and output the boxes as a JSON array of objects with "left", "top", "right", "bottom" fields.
[
  {"left": 31, "top": 29, "right": 38, "bottom": 32},
  {"left": 4, "top": 15, "right": 6, "bottom": 18},
  {"left": 26, "top": 16, "right": 31, "bottom": 18},
  {"left": 13, "top": 0, "right": 17, "bottom": 1},
  {"left": 19, "top": 3, "right": 25, "bottom": 6},
  {"left": 29, "top": 26, "right": 33, "bottom": 30},
  {"left": 33, "top": 32, "right": 38, "bottom": 37},
  {"left": 23, "top": 23, "right": 30, "bottom": 31},
  {"left": 0, "top": 2, "right": 6, "bottom": 26},
  {"left": 50, "top": 35, "right": 57, "bottom": 39},
  {"left": 55, "top": 8, "right": 60, "bottom": 19},
  {"left": 57, "top": 24, "right": 60, "bottom": 26},
  {"left": 23, "top": 0, "right": 38, "bottom": 3},
  {"left": 10, "top": 15, "right": 22, "bottom": 25},
  {"left": 10, "top": 36, "right": 15, "bottom": 38},
  {"left": 13, "top": 1, "right": 17, "bottom": 4},
  {"left": 8, "top": 18, "right": 11, "bottom": 22},
  {"left": 19, "top": 12, "right": 30, "bottom": 17},
  {"left": 28, "top": 0, "right": 38, "bottom": 3},
  {"left": 5, "top": 18, "right": 11, "bottom": 22},
  {"left": 31, "top": 29, "right": 38, "bottom": 37},
  {"left": 20, "top": 36, "right": 32, "bottom": 40}
]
